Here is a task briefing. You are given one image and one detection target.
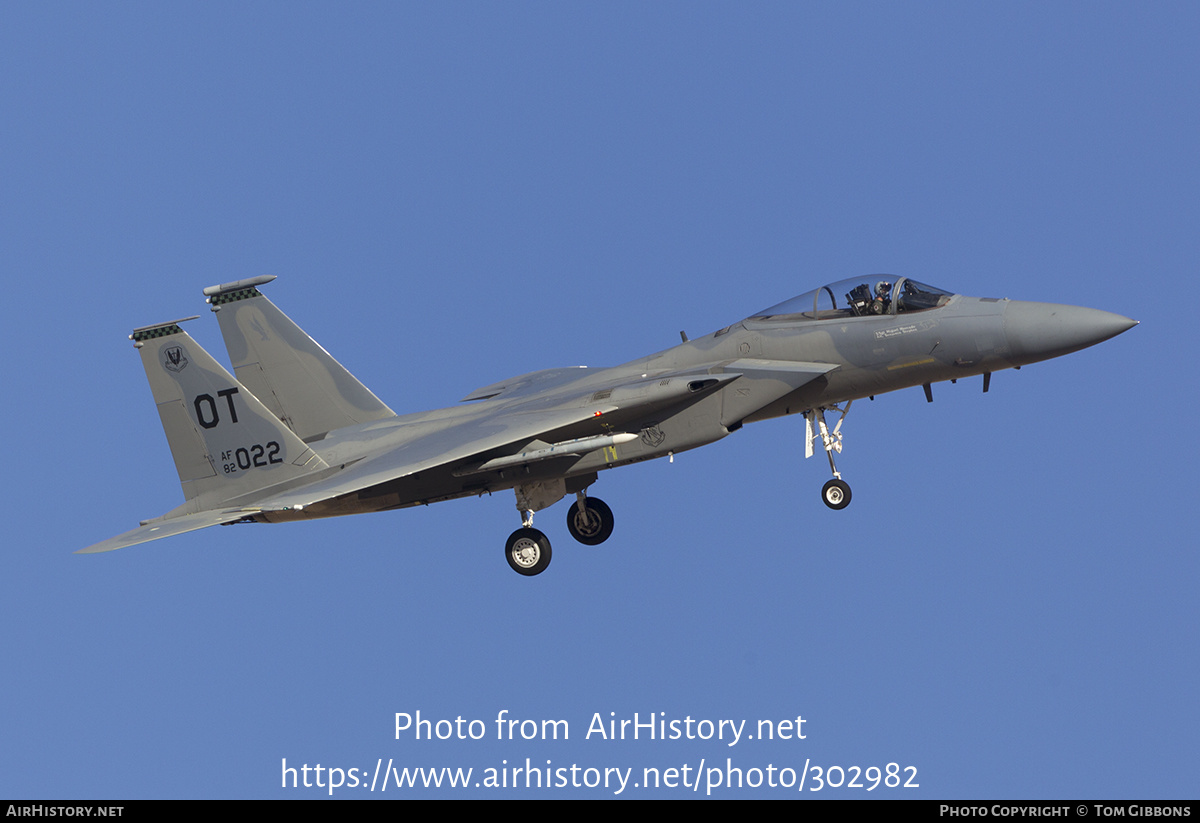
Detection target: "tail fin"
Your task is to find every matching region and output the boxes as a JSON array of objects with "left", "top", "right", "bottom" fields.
[
  {"left": 204, "top": 276, "right": 395, "bottom": 442},
  {"left": 131, "top": 317, "right": 328, "bottom": 503}
]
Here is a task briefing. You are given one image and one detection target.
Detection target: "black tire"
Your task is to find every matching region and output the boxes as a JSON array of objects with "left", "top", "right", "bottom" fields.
[
  {"left": 565, "top": 497, "right": 615, "bottom": 545},
  {"left": 505, "top": 527, "right": 552, "bottom": 576},
  {"left": 821, "top": 478, "right": 852, "bottom": 510}
]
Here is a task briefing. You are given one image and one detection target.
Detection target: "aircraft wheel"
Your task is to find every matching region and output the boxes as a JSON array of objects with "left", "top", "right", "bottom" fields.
[
  {"left": 821, "top": 478, "right": 852, "bottom": 510},
  {"left": 506, "top": 527, "right": 552, "bottom": 576},
  {"left": 566, "top": 497, "right": 614, "bottom": 546}
]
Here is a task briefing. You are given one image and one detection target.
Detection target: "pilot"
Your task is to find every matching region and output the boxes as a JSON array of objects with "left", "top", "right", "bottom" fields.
[{"left": 871, "top": 281, "right": 892, "bottom": 314}]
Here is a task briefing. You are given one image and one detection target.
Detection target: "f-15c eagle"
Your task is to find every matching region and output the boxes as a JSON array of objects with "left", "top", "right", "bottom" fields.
[{"left": 82, "top": 275, "right": 1135, "bottom": 575}]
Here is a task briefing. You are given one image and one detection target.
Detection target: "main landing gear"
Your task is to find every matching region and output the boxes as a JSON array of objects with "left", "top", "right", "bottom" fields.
[
  {"left": 505, "top": 527, "right": 552, "bottom": 576},
  {"left": 566, "top": 495, "right": 614, "bottom": 545},
  {"left": 805, "top": 402, "right": 854, "bottom": 510},
  {"left": 505, "top": 485, "right": 615, "bottom": 576}
]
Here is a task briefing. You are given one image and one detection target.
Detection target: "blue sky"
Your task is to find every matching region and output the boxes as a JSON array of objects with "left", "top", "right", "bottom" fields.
[{"left": 1, "top": 2, "right": 1195, "bottom": 798}]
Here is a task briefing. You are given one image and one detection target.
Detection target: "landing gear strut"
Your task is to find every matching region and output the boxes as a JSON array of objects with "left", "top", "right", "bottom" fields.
[{"left": 806, "top": 402, "right": 853, "bottom": 510}]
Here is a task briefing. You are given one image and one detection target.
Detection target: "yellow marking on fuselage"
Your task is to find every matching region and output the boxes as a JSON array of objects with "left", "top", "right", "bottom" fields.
[{"left": 886, "top": 357, "right": 936, "bottom": 371}]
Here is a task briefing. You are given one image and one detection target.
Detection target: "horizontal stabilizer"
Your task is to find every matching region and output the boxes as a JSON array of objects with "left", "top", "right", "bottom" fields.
[{"left": 78, "top": 509, "right": 251, "bottom": 554}]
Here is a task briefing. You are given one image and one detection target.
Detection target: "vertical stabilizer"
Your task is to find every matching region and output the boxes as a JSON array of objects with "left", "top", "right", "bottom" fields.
[
  {"left": 131, "top": 318, "right": 328, "bottom": 503},
  {"left": 205, "top": 277, "right": 396, "bottom": 441}
]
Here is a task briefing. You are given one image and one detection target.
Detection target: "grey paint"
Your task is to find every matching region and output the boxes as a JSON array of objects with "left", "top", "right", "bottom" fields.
[{"left": 82, "top": 276, "right": 1136, "bottom": 573}]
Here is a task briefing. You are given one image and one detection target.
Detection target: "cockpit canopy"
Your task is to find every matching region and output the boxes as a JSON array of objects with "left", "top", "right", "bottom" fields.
[{"left": 750, "top": 276, "right": 954, "bottom": 322}]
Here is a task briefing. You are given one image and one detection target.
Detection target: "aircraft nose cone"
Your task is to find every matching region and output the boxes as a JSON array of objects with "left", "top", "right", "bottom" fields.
[{"left": 1004, "top": 301, "right": 1137, "bottom": 364}]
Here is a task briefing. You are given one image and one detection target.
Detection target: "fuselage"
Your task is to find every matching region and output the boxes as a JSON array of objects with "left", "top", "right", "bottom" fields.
[{"left": 255, "top": 278, "right": 1134, "bottom": 523}]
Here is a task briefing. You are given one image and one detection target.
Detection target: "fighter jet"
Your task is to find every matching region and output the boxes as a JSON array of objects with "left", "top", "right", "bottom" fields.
[{"left": 81, "top": 275, "right": 1136, "bottom": 575}]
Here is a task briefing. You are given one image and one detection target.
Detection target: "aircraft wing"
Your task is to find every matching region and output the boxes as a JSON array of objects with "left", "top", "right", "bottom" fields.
[
  {"left": 254, "top": 359, "right": 837, "bottom": 512},
  {"left": 252, "top": 404, "right": 620, "bottom": 511},
  {"left": 82, "top": 354, "right": 837, "bottom": 553},
  {"left": 82, "top": 401, "right": 625, "bottom": 554}
]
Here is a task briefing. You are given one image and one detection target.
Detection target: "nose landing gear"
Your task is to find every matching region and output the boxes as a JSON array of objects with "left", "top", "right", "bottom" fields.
[
  {"left": 821, "top": 478, "right": 852, "bottom": 510},
  {"left": 806, "top": 402, "right": 853, "bottom": 510}
]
